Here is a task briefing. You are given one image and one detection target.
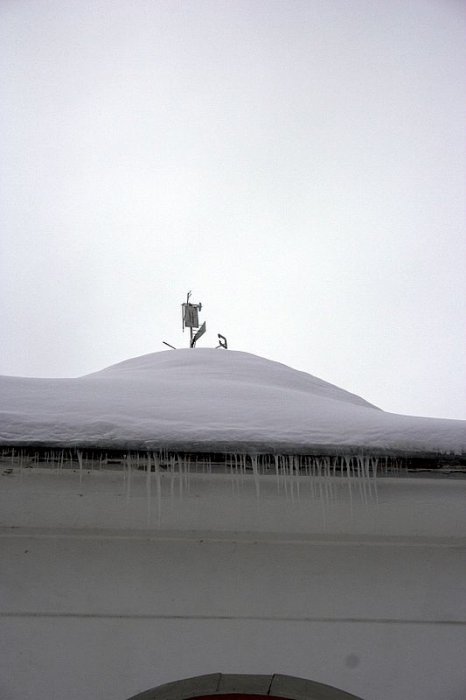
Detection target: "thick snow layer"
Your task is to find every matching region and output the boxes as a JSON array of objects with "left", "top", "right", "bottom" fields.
[{"left": 0, "top": 349, "right": 464, "bottom": 454}]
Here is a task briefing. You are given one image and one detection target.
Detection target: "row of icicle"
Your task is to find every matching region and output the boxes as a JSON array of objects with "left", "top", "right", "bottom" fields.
[
  {"left": 1, "top": 446, "right": 404, "bottom": 478},
  {"left": 0, "top": 448, "right": 408, "bottom": 504}
]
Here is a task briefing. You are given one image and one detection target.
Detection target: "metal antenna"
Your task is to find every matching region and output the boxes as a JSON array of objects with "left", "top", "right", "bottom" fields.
[
  {"left": 191, "top": 322, "right": 206, "bottom": 348},
  {"left": 181, "top": 291, "right": 205, "bottom": 348},
  {"left": 217, "top": 333, "right": 228, "bottom": 349}
]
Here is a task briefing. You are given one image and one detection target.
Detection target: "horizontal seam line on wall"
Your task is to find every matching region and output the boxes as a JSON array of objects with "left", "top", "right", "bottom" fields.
[
  {"left": 1, "top": 612, "right": 464, "bottom": 625},
  {"left": 0, "top": 531, "right": 464, "bottom": 548}
]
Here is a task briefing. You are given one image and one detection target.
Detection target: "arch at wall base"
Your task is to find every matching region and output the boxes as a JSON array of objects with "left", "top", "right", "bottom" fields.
[{"left": 127, "top": 673, "right": 364, "bottom": 700}]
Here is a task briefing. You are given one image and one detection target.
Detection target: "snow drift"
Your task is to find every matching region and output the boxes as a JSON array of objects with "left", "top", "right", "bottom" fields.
[{"left": 0, "top": 349, "right": 464, "bottom": 455}]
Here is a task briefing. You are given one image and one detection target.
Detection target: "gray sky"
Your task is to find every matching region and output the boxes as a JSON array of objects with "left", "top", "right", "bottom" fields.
[{"left": 1, "top": 0, "right": 465, "bottom": 420}]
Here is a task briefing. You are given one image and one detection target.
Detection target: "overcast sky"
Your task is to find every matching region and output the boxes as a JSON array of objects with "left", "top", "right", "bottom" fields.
[{"left": 1, "top": 0, "right": 465, "bottom": 420}]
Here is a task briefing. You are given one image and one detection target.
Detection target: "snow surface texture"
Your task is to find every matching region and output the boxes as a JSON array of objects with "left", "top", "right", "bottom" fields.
[{"left": 0, "top": 349, "right": 464, "bottom": 455}]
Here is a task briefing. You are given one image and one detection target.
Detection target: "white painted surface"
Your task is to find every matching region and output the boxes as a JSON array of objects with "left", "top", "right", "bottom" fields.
[
  {"left": 1, "top": 469, "right": 465, "bottom": 700},
  {"left": 1, "top": 469, "right": 465, "bottom": 539}
]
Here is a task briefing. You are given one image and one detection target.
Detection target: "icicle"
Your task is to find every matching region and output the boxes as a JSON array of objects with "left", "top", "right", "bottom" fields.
[
  {"left": 355, "top": 456, "right": 365, "bottom": 504},
  {"left": 77, "top": 449, "right": 83, "bottom": 484},
  {"left": 308, "top": 457, "right": 315, "bottom": 499},
  {"left": 371, "top": 456, "right": 379, "bottom": 504},
  {"left": 250, "top": 454, "right": 260, "bottom": 500},
  {"left": 313, "top": 458, "right": 326, "bottom": 527},
  {"left": 178, "top": 453, "right": 184, "bottom": 499},
  {"left": 239, "top": 454, "right": 246, "bottom": 486},
  {"left": 126, "top": 453, "right": 132, "bottom": 499},
  {"left": 169, "top": 455, "right": 175, "bottom": 500},
  {"left": 274, "top": 455, "right": 280, "bottom": 493},
  {"left": 184, "top": 453, "right": 190, "bottom": 491},
  {"left": 233, "top": 453, "right": 241, "bottom": 495},
  {"left": 146, "top": 452, "right": 152, "bottom": 525},
  {"left": 153, "top": 452, "right": 162, "bottom": 527},
  {"left": 229, "top": 454, "right": 234, "bottom": 491},
  {"left": 294, "top": 456, "right": 300, "bottom": 501},
  {"left": 288, "top": 456, "right": 293, "bottom": 500},
  {"left": 281, "top": 455, "right": 288, "bottom": 499},
  {"left": 344, "top": 456, "right": 353, "bottom": 515},
  {"left": 362, "top": 455, "right": 372, "bottom": 503},
  {"left": 321, "top": 458, "right": 329, "bottom": 505},
  {"left": 327, "top": 457, "right": 335, "bottom": 502}
]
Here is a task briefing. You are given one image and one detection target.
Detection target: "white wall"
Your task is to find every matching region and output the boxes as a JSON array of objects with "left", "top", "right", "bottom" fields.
[{"left": 1, "top": 468, "right": 465, "bottom": 700}]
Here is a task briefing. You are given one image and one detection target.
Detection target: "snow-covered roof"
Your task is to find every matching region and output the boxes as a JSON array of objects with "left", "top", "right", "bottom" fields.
[{"left": 0, "top": 349, "right": 464, "bottom": 455}]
